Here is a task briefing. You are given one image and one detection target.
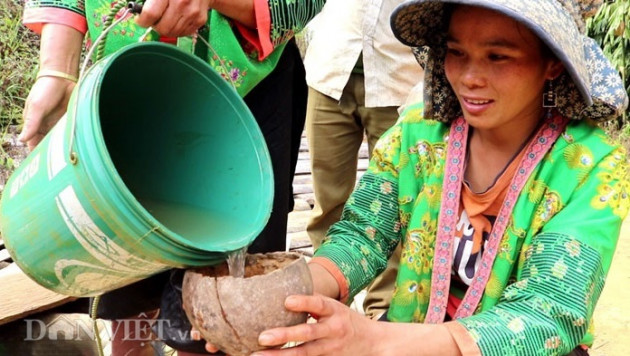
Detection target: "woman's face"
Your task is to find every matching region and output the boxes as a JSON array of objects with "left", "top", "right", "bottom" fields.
[{"left": 444, "top": 6, "right": 564, "bottom": 133}]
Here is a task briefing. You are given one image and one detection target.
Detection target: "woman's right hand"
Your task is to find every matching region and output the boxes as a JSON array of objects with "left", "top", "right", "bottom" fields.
[
  {"left": 135, "top": 0, "right": 256, "bottom": 34},
  {"left": 19, "top": 76, "right": 75, "bottom": 150}
]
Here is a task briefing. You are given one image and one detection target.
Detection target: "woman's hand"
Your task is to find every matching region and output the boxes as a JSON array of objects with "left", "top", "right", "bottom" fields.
[
  {"left": 251, "top": 294, "right": 380, "bottom": 356},
  {"left": 19, "top": 77, "right": 75, "bottom": 150},
  {"left": 135, "top": 0, "right": 213, "bottom": 37},
  {"left": 197, "top": 295, "right": 462, "bottom": 356},
  {"left": 19, "top": 23, "right": 83, "bottom": 151},
  {"left": 135, "top": 0, "right": 256, "bottom": 34}
]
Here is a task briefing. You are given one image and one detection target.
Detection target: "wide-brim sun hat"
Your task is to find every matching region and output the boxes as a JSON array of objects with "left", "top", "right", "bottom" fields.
[{"left": 390, "top": 0, "right": 628, "bottom": 123}]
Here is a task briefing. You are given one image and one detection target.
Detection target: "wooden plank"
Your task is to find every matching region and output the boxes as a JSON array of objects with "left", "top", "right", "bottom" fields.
[
  {"left": 358, "top": 145, "right": 370, "bottom": 159},
  {"left": 292, "top": 198, "right": 312, "bottom": 211},
  {"left": 294, "top": 193, "right": 315, "bottom": 207},
  {"left": 293, "top": 171, "right": 363, "bottom": 185},
  {"left": 0, "top": 263, "right": 75, "bottom": 326},
  {"left": 287, "top": 210, "right": 311, "bottom": 233},
  {"left": 294, "top": 160, "right": 312, "bottom": 175},
  {"left": 357, "top": 158, "right": 369, "bottom": 171},
  {"left": 292, "top": 174, "right": 313, "bottom": 185},
  {"left": 288, "top": 231, "right": 312, "bottom": 249},
  {"left": 288, "top": 230, "right": 310, "bottom": 244},
  {"left": 296, "top": 158, "right": 368, "bottom": 176},
  {"left": 292, "top": 183, "right": 313, "bottom": 195},
  {"left": 0, "top": 249, "right": 11, "bottom": 263}
]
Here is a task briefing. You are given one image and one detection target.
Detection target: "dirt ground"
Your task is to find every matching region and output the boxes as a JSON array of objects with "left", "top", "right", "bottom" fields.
[{"left": 590, "top": 218, "right": 630, "bottom": 356}]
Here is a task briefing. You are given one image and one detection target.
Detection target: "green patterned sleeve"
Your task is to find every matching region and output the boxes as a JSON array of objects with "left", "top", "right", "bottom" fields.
[
  {"left": 23, "top": 0, "right": 87, "bottom": 35},
  {"left": 314, "top": 125, "right": 404, "bottom": 301},
  {"left": 24, "top": 0, "right": 85, "bottom": 16},
  {"left": 458, "top": 147, "right": 630, "bottom": 355},
  {"left": 267, "top": 0, "right": 325, "bottom": 47},
  {"left": 459, "top": 233, "right": 605, "bottom": 355}
]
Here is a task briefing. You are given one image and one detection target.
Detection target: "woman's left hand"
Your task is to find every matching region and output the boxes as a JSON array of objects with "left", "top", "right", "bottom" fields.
[
  {"left": 135, "top": 0, "right": 213, "bottom": 37},
  {"left": 20, "top": 76, "right": 76, "bottom": 150},
  {"left": 251, "top": 294, "right": 380, "bottom": 356}
]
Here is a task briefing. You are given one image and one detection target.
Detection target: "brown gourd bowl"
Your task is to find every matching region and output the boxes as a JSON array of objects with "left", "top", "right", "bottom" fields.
[{"left": 182, "top": 252, "right": 313, "bottom": 356}]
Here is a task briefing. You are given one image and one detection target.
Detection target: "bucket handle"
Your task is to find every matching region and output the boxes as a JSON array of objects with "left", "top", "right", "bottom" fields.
[{"left": 66, "top": 3, "right": 137, "bottom": 164}]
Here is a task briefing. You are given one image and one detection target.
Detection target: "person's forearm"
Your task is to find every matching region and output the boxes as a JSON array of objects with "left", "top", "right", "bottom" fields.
[
  {"left": 209, "top": 0, "right": 256, "bottom": 28},
  {"left": 308, "top": 263, "right": 340, "bottom": 300},
  {"left": 39, "top": 23, "right": 84, "bottom": 75}
]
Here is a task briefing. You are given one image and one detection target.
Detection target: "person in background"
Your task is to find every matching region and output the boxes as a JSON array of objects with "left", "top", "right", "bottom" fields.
[
  {"left": 302, "top": 0, "right": 424, "bottom": 319},
  {"left": 18, "top": 0, "right": 321, "bottom": 354},
  {"left": 202, "top": 0, "right": 629, "bottom": 355}
]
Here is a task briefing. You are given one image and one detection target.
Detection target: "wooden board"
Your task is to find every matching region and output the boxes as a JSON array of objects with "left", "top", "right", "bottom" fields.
[
  {"left": 0, "top": 263, "right": 75, "bottom": 326},
  {"left": 0, "top": 249, "right": 11, "bottom": 263}
]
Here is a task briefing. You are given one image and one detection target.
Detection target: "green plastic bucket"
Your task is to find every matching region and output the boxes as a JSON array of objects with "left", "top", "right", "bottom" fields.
[{"left": 0, "top": 42, "right": 273, "bottom": 297}]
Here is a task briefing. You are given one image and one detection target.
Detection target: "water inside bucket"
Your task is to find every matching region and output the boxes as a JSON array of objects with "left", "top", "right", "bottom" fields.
[{"left": 136, "top": 198, "right": 245, "bottom": 248}]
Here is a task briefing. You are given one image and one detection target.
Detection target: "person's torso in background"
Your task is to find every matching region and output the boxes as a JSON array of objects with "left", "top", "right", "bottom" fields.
[{"left": 302, "top": 0, "right": 424, "bottom": 108}]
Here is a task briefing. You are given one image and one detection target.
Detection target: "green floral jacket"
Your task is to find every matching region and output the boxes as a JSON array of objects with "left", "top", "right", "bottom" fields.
[{"left": 315, "top": 102, "right": 629, "bottom": 355}]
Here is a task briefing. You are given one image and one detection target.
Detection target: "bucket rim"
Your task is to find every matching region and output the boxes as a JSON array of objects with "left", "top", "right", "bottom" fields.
[{"left": 76, "top": 42, "right": 273, "bottom": 253}]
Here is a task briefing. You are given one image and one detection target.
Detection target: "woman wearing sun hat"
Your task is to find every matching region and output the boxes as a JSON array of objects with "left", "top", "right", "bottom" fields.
[{"left": 198, "top": 0, "right": 629, "bottom": 355}]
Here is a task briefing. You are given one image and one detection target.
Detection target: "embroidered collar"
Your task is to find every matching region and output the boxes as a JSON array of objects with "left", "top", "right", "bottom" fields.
[{"left": 425, "top": 114, "right": 569, "bottom": 323}]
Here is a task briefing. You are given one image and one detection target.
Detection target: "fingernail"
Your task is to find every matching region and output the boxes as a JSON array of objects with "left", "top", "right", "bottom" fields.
[
  {"left": 258, "top": 332, "right": 274, "bottom": 346},
  {"left": 191, "top": 330, "right": 201, "bottom": 340}
]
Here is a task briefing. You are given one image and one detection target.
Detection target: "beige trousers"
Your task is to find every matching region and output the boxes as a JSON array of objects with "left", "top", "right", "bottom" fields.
[{"left": 305, "top": 73, "right": 400, "bottom": 318}]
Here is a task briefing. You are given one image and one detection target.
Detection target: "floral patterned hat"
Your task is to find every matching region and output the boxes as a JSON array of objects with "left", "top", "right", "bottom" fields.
[{"left": 390, "top": 0, "right": 628, "bottom": 122}]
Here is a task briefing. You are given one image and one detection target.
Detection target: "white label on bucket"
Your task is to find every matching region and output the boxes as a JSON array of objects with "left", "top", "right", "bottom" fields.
[
  {"left": 54, "top": 185, "right": 165, "bottom": 291},
  {"left": 47, "top": 116, "right": 67, "bottom": 180},
  {"left": 53, "top": 258, "right": 150, "bottom": 296},
  {"left": 9, "top": 153, "right": 40, "bottom": 199}
]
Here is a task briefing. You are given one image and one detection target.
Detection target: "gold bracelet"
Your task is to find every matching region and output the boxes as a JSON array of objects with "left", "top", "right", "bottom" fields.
[{"left": 36, "top": 69, "right": 79, "bottom": 83}]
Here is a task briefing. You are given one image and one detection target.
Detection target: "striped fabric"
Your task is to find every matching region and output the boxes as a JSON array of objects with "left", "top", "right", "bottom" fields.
[{"left": 267, "top": 0, "right": 325, "bottom": 48}]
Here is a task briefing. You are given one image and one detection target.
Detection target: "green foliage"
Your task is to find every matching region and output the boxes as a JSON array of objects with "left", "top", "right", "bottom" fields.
[
  {"left": 0, "top": 0, "right": 39, "bottom": 177},
  {"left": 587, "top": 0, "right": 630, "bottom": 124},
  {"left": 0, "top": 0, "right": 39, "bottom": 127},
  {"left": 0, "top": 126, "right": 15, "bottom": 168}
]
